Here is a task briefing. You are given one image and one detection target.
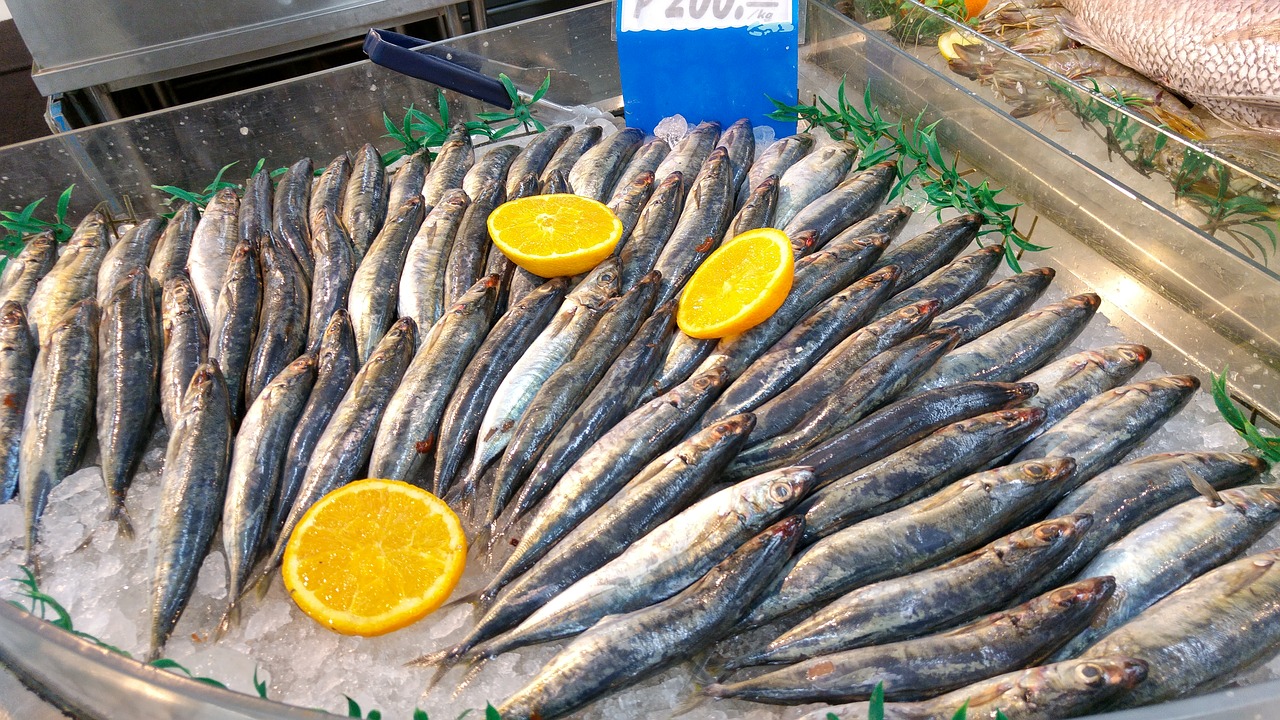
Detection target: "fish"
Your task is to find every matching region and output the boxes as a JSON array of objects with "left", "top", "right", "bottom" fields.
[
  {"left": 874, "top": 244, "right": 1005, "bottom": 319},
  {"left": 266, "top": 311, "right": 358, "bottom": 551},
  {"left": 869, "top": 214, "right": 983, "bottom": 293},
  {"left": 416, "top": 409, "right": 750, "bottom": 674},
  {"left": 747, "top": 299, "right": 940, "bottom": 445},
  {"left": 239, "top": 168, "right": 273, "bottom": 250},
  {"left": 539, "top": 126, "right": 602, "bottom": 186},
  {"left": 305, "top": 209, "right": 356, "bottom": 355},
  {"left": 801, "top": 407, "right": 1048, "bottom": 541},
  {"left": 1022, "top": 451, "right": 1270, "bottom": 600},
  {"left": 651, "top": 147, "right": 734, "bottom": 305},
  {"left": 1056, "top": 0, "right": 1280, "bottom": 134},
  {"left": 423, "top": 123, "right": 475, "bottom": 207},
  {"left": 739, "top": 515, "right": 1094, "bottom": 668},
  {"left": 773, "top": 140, "right": 859, "bottom": 228},
  {"left": 20, "top": 299, "right": 98, "bottom": 569},
  {"left": 802, "top": 656, "right": 1148, "bottom": 720},
  {"left": 368, "top": 276, "right": 499, "bottom": 485},
  {"left": 490, "top": 366, "right": 730, "bottom": 597},
  {"left": 457, "top": 261, "right": 619, "bottom": 501},
  {"left": 479, "top": 466, "right": 814, "bottom": 659},
  {"left": 97, "top": 218, "right": 162, "bottom": 308},
  {"left": 243, "top": 240, "right": 309, "bottom": 408},
  {"left": 433, "top": 279, "right": 569, "bottom": 495},
  {"left": 709, "top": 577, "right": 1115, "bottom": 704},
  {"left": 515, "top": 301, "right": 676, "bottom": 516},
  {"left": 483, "top": 272, "right": 660, "bottom": 525},
  {"left": 219, "top": 353, "right": 316, "bottom": 628},
  {"left": 494, "top": 517, "right": 802, "bottom": 720},
  {"left": 1009, "top": 344, "right": 1151, "bottom": 453},
  {"left": 442, "top": 178, "right": 503, "bottom": 308},
  {"left": 606, "top": 171, "right": 655, "bottom": 250},
  {"left": 694, "top": 238, "right": 894, "bottom": 384},
  {"left": 729, "top": 328, "right": 961, "bottom": 479},
  {"left": 1011, "top": 375, "right": 1200, "bottom": 494},
  {"left": 349, "top": 197, "right": 424, "bottom": 362},
  {"left": 388, "top": 150, "right": 429, "bottom": 211},
  {"left": 0, "top": 233, "right": 57, "bottom": 311},
  {"left": 653, "top": 121, "right": 720, "bottom": 192},
  {"left": 906, "top": 293, "right": 1101, "bottom": 393},
  {"left": 258, "top": 317, "right": 417, "bottom": 582},
  {"left": 208, "top": 239, "right": 261, "bottom": 420},
  {"left": 506, "top": 171, "right": 541, "bottom": 202},
  {"left": 741, "top": 457, "right": 1076, "bottom": 628},
  {"left": 146, "top": 361, "right": 232, "bottom": 661},
  {"left": 618, "top": 171, "right": 684, "bottom": 292},
  {"left": 697, "top": 267, "right": 900, "bottom": 429},
  {"left": 342, "top": 144, "right": 388, "bottom": 260},
  {"left": 463, "top": 145, "right": 518, "bottom": 202},
  {"left": 727, "top": 175, "right": 779, "bottom": 236},
  {"left": 96, "top": 269, "right": 160, "bottom": 536},
  {"left": 931, "top": 268, "right": 1056, "bottom": 344},
  {"left": 309, "top": 154, "right": 351, "bottom": 234},
  {"left": 609, "top": 138, "right": 671, "bottom": 205},
  {"left": 186, "top": 188, "right": 240, "bottom": 321},
  {"left": 781, "top": 161, "right": 897, "bottom": 244},
  {"left": 149, "top": 203, "right": 198, "bottom": 297},
  {"left": 738, "top": 132, "right": 814, "bottom": 208},
  {"left": 159, "top": 273, "right": 208, "bottom": 431},
  {"left": 505, "top": 125, "right": 572, "bottom": 197},
  {"left": 27, "top": 212, "right": 108, "bottom": 346},
  {"left": 1053, "top": 484, "right": 1280, "bottom": 660},
  {"left": 0, "top": 302, "right": 35, "bottom": 502},
  {"left": 640, "top": 331, "right": 718, "bottom": 406},
  {"left": 833, "top": 204, "right": 915, "bottom": 247},
  {"left": 568, "top": 127, "right": 644, "bottom": 201},
  {"left": 272, "top": 157, "right": 315, "bottom": 281},
  {"left": 718, "top": 118, "right": 756, "bottom": 195},
  {"left": 1079, "top": 548, "right": 1280, "bottom": 706},
  {"left": 399, "top": 189, "right": 470, "bottom": 334}
]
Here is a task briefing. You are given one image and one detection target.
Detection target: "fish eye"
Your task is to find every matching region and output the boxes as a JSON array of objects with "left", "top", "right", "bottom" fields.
[
  {"left": 1026, "top": 463, "right": 1047, "bottom": 478},
  {"left": 771, "top": 483, "right": 793, "bottom": 501},
  {"left": 1079, "top": 664, "right": 1103, "bottom": 685}
]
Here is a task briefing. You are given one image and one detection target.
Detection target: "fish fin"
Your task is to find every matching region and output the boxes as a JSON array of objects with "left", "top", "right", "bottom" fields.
[
  {"left": 438, "top": 587, "right": 483, "bottom": 613},
  {"left": 1204, "top": 21, "right": 1280, "bottom": 45},
  {"left": 1056, "top": 16, "right": 1103, "bottom": 52},
  {"left": 471, "top": 525, "right": 492, "bottom": 557},
  {"left": 671, "top": 676, "right": 712, "bottom": 717},
  {"left": 1188, "top": 468, "right": 1225, "bottom": 507},
  {"left": 246, "top": 565, "right": 275, "bottom": 600},
  {"left": 214, "top": 602, "right": 240, "bottom": 641}
]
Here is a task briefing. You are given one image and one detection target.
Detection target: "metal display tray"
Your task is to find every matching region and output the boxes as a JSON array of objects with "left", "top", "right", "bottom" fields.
[{"left": 0, "top": 1, "right": 1277, "bottom": 717}]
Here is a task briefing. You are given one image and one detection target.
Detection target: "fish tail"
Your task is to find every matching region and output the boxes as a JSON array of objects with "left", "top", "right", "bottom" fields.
[
  {"left": 438, "top": 587, "right": 484, "bottom": 613},
  {"left": 109, "top": 504, "right": 135, "bottom": 540},
  {"left": 471, "top": 525, "right": 492, "bottom": 557},
  {"left": 450, "top": 656, "right": 491, "bottom": 701},
  {"left": 214, "top": 602, "right": 240, "bottom": 641}
]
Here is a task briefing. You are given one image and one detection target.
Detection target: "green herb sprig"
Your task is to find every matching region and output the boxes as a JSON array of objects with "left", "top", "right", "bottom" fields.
[
  {"left": 825, "top": 681, "right": 1010, "bottom": 719},
  {"left": 1211, "top": 369, "right": 1280, "bottom": 463},
  {"left": 768, "top": 78, "right": 1038, "bottom": 270},
  {"left": 0, "top": 184, "right": 77, "bottom": 274},
  {"left": 476, "top": 74, "right": 551, "bottom": 139},
  {"left": 153, "top": 161, "right": 241, "bottom": 211}
]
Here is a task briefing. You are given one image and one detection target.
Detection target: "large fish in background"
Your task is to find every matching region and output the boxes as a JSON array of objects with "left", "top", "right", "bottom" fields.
[{"left": 1058, "top": 0, "right": 1280, "bottom": 134}]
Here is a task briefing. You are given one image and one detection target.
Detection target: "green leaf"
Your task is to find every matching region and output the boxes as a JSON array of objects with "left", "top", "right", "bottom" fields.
[
  {"left": 152, "top": 185, "right": 207, "bottom": 207},
  {"left": 485, "top": 703, "right": 503, "bottom": 720},
  {"left": 252, "top": 158, "right": 267, "bottom": 176},
  {"left": 414, "top": 710, "right": 430, "bottom": 720},
  {"left": 345, "top": 695, "right": 362, "bottom": 718},
  {"left": 367, "top": 712, "right": 381, "bottom": 720},
  {"left": 498, "top": 74, "right": 519, "bottom": 104},
  {"left": 531, "top": 74, "right": 551, "bottom": 103},
  {"left": 867, "top": 681, "right": 885, "bottom": 720},
  {"left": 995, "top": 711, "right": 1010, "bottom": 720},
  {"left": 55, "top": 185, "right": 75, "bottom": 225},
  {"left": 204, "top": 161, "right": 240, "bottom": 195},
  {"left": 951, "top": 700, "right": 969, "bottom": 720},
  {"left": 253, "top": 666, "right": 269, "bottom": 698}
]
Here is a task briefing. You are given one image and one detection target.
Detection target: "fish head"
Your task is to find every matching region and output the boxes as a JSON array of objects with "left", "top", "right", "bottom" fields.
[
  {"left": 743, "top": 466, "right": 817, "bottom": 516},
  {"left": 999, "top": 406, "right": 1048, "bottom": 433},
  {"left": 1059, "top": 656, "right": 1149, "bottom": 693},
  {"left": 1099, "top": 344, "right": 1152, "bottom": 380},
  {"left": 162, "top": 273, "right": 198, "bottom": 315},
  {"left": 1014, "top": 457, "right": 1077, "bottom": 487},
  {"left": 709, "top": 412, "right": 757, "bottom": 442},
  {"left": 578, "top": 257, "right": 621, "bottom": 302},
  {"left": 1043, "top": 576, "right": 1116, "bottom": 616},
  {"left": 657, "top": 171, "right": 684, "bottom": 195},
  {"left": 858, "top": 233, "right": 894, "bottom": 257},
  {"left": 1006, "top": 381, "right": 1040, "bottom": 405},
  {"left": 1021, "top": 513, "right": 1094, "bottom": 550},
  {"left": 1066, "top": 293, "right": 1103, "bottom": 313},
  {"left": 0, "top": 301, "right": 26, "bottom": 329}
]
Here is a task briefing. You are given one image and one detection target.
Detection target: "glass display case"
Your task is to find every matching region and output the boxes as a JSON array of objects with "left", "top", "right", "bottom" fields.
[{"left": 1, "top": 1, "right": 1277, "bottom": 718}]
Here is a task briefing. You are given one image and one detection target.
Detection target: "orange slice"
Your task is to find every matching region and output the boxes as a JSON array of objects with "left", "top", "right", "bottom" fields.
[
  {"left": 677, "top": 228, "right": 794, "bottom": 339},
  {"left": 281, "top": 479, "right": 467, "bottom": 636},
  {"left": 487, "top": 193, "right": 624, "bottom": 277}
]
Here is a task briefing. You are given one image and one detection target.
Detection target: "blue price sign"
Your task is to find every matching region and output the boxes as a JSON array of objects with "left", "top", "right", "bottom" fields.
[{"left": 616, "top": 0, "right": 798, "bottom": 135}]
